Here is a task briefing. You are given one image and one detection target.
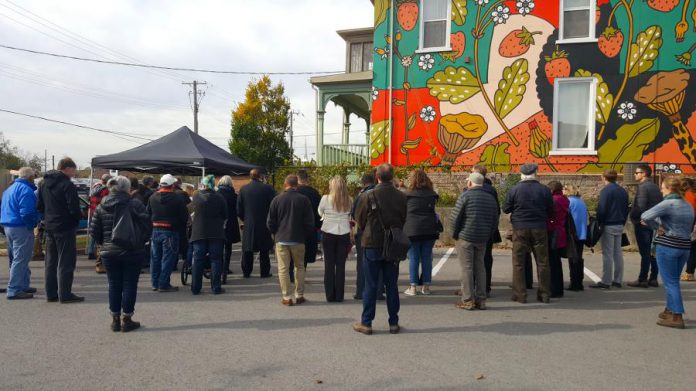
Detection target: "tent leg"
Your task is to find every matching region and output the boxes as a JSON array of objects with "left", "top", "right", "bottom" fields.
[{"left": 86, "top": 166, "right": 94, "bottom": 256}]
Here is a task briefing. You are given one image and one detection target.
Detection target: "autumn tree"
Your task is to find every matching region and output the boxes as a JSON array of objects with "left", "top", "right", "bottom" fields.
[
  {"left": 0, "top": 132, "right": 42, "bottom": 173},
  {"left": 229, "top": 76, "right": 292, "bottom": 173}
]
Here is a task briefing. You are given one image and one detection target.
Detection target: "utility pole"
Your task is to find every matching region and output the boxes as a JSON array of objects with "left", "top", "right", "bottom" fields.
[
  {"left": 44, "top": 149, "right": 47, "bottom": 174},
  {"left": 288, "top": 109, "right": 301, "bottom": 155},
  {"left": 183, "top": 80, "right": 207, "bottom": 134}
]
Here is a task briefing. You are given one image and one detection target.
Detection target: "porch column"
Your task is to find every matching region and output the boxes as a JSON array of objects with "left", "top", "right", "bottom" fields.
[
  {"left": 342, "top": 108, "right": 351, "bottom": 145},
  {"left": 316, "top": 110, "right": 325, "bottom": 164}
]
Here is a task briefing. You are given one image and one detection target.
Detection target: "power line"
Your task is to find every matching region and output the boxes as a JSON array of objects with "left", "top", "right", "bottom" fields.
[
  {"left": 0, "top": 44, "right": 343, "bottom": 75},
  {"left": 0, "top": 108, "right": 152, "bottom": 142}
]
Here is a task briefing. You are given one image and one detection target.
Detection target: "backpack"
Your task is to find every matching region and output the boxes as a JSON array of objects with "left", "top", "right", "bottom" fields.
[
  {"left": 111, "top": 202, "right": 149, "bottom": 251},
  {"left": 369, "top": 192, "right": 410, "bottom": 263}
]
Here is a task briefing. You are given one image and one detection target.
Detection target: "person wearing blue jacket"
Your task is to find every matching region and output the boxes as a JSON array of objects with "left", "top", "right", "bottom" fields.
[
  {"left": 591, "top": 170, "right": 630, "bottom": 289},
  {"left": 564, "top": 184, "right": 588, "bottom": 291},
  {"left": 1, "top": 167, "right": 39, "bottom": 299}
]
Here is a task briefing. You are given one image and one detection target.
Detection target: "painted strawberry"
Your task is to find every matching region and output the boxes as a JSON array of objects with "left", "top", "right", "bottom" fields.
[
  {"left": 499, "top": 26, "right": 542, "bottom": 57},
  {"left": 646, "top": 0, "right": 679, "bottom": 12},
  {"left": 544, "top": 49, "right": 571, "bottom": 85},
  {"left": 442, "top": 32, "right": 466, "bottom": 61},
  {"left": 598, "top": 27, "right": 624, "bottom": 58},
  {"left": 397, "top": 0, "right": 419, "bottom": 31}
]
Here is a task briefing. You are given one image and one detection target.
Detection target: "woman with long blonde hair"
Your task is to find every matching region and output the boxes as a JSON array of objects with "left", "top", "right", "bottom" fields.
[{"left": 318, "top": 175, "right": 353, "bottom": 302}]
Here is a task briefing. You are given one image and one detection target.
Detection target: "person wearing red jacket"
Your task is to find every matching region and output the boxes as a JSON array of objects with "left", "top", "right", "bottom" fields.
[
  {"left": 547, "top": 181, "right": 570, "bottom": 298},
  {"left": 88, "top": 174, "right": 111, "bottom": 273}
]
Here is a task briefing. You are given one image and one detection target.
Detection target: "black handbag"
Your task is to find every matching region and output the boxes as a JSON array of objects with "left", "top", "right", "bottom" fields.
[
  {"left": 112, "top": 203, "right": 148, "bottom": 251},
  {"left": 369, "top": 192, "right": 410, "bottom": 263},
  {"left": 585, "top": 215, "right": 603, "bottom": 248}
]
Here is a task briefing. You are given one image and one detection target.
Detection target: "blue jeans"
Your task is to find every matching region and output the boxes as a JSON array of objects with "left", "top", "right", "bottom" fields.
[
  {"left": 655, "top": 245, "right": 689, "bottom": 314},
  {"left": 407, "top": 239, "right": 435, "bottom": 285},
  {"left": 150, "top": 229, "right": 179, "bottom": 289},
  {"left": 634, "top": 224, "right": 658, "bottom": 281},
  {"left": 103, "top": 254, "right": 142, "bottom": 315},
  {"left": 87, "top": 234, "right": 97, "bottom": 256},
  {"left": 5, "top": 226, "right": 33, "bottom": 297},
  {"left": 191, "top": 239, "right": 224, "bottom": 294},
  {"left": 361, "top": 248, "right": 400, "bottom": 327}
]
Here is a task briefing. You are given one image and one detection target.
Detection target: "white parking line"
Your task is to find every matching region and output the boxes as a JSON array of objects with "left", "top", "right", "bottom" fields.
[
  {"left": 583, "top": 267, "right": 602, "bottom": 283},
  {"left": 432, "top": 247, "right": 455, "bottom": 277}
]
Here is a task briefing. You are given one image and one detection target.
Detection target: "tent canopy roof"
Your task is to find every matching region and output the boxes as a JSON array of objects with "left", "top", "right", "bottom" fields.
[{"left": 91, "top": 126, "right": 259, "bottom": 176}]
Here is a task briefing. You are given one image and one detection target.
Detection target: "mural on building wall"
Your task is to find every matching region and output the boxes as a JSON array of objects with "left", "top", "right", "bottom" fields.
[{"left": 370, "top": 0, "right": 696, "bottom": 172}]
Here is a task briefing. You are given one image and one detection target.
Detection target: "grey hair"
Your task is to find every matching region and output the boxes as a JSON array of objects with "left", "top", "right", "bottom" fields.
[
  {"left": 521, "top": 173, "right": 536, "bottom": 181},
  {"left": 109, "top": 175, "right": 131, "bottom": 193},
  {"left": 468, "top": 172, "right": 484, "bottom": 186},
  {"left": 218, "top": 175, "right": 233, "bottom": 187},
  {"left": 18, "top": 167, "right": 35, "bottom": 179}
]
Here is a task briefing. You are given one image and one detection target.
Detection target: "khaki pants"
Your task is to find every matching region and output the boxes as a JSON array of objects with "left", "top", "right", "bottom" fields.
[{"left": 275, "top": 243, "right": 306, "bottom": 300}]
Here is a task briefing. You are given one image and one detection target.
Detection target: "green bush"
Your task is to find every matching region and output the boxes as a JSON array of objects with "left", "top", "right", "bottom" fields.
[
  {"left": 436, "top": 192, "right": 459, "bottom": 207},
  {"left": 495, "top": 174, "right": 521, "bottom": 205}
]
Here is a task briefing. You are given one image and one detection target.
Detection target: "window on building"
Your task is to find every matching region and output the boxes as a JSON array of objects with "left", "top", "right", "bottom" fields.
[
  {"left": 560, "top": 0, "right": 596, "bottom": 41},
  {"left": 552, "top": 78, "right": 596, "bottom": 154},
  {"left": 420, "top": 0, "right": 450, "bottom": 50},
  {"left": 350, "top": 42, "right": 374, "bottom": 72}
]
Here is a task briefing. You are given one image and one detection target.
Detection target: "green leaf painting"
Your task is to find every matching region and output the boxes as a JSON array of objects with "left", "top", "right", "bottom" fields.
[
  {"left": 627, "top": 26, "right": 662, "bottom": 78},
  {"left": 370, "top": 120, "right": 390, "bottom": 159},
  {"left": 493, "top": 59, "right": 529, "bottom": 119},
  {"left": 451, "top": 0, "right": 467, "bottom": 26},
  {"left": 575, "top": 69, "right": 613, "bottom": 125},
  {"left": 580, "top": 118, "right": 661, "bottom": 172},
  {"left": 478, "top": 142, "right": 511, "bottom": 172},
  {"left": 427, "top": 66, "right": 481, "bottom": 104},
  {"left": 374, "top": 0, "right": 389, "bottom": 27}
]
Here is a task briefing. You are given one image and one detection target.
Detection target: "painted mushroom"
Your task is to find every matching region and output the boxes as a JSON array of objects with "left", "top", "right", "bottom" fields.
[
  {"left": 437, "top": 112, "right": 488, "bottom": 163},
  {"left": 634, "top": 69, "right": 695, "bottom": 168}
]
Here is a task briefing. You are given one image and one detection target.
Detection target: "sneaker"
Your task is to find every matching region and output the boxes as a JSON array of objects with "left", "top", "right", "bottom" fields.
[
  {"left": 404, "top": 286, "right": 417, "bottom": 296},
  {"left": 151, "top": 287, "right": 159, "bottom": 292},
  {"left": 421, "top": 285, "right": 431, "bottom": 295},
  {"left": 352, "top": 322, "right": 373, "bottom": 335},
  {"left": 589, "top": 282, "right": 611, "bottom": 289},
  {"left": 158, "top": 286, "right": 179, "bottom": 293},
  {"left": 456, "top": 299, "right": 476, "bottom": 310},
  {"left": 611, "top": 282, "right": 623, "bottom": 288},
  {"left": 681, "top": 273, "right": 696, "bottom": 282},
  {"left": 7, "top": 291, "right": 33, "bottom": 300},
  {"left": 281, "top": 299, "right": 294, "bottom": 306},
  {"left": 627, "top": 280, "right": 648, "bottom": 288},
  {"left": 389, "top": 324, "right": 401, "bottom": 334},
  {"left": 60, "top": 294, "right": 84, "bottom": 303},
  {"left": 648, "top": 280, "right": 659, "bottom": 288}
]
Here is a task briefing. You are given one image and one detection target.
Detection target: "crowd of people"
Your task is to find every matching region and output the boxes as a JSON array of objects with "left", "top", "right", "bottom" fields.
[{"left": 1, "top": 158, "right": 694, "bottom": 333}]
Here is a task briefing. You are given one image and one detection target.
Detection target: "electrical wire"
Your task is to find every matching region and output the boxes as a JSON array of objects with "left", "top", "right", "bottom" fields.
[
  {"left": 0, "top": 108, "right": 153, "bottom": 142},
  {"left": 0, "top": 44, "right": 343, "bottom": 75}
]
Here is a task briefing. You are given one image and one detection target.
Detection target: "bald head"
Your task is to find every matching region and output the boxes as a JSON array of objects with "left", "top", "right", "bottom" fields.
[
  {"left": 375, "top": 163, "right": 394, "bottom": 183},
  {"left": 250, "top": 169, "right": 261, "bottom": 180}
]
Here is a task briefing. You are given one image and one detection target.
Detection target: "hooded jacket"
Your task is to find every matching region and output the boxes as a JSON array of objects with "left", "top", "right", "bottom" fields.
[
  {"left": 0, "top": 178, "right": 39, "bottom": 229},
  {"left": 37, "top": 170, "right": 82, "bottom": 232},
  {"left": 90, "top": 191, "right": 150, "bottom": 258},
  {"left": 147, "top": 188, "right": 189, "bottom": 231}
]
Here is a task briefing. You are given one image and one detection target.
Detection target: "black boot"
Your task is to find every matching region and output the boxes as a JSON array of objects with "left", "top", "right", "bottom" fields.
[
  {"left": 121, "top": 315, "right": 141, "bottom": 332},
  {"left": 110, "top": 315, "right": 121, "bottom": 332}
]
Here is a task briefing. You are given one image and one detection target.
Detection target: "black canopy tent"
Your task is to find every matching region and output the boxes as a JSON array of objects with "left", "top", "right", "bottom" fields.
[{"left": 91, "top": 126, "right": 259, "bottom": 176}]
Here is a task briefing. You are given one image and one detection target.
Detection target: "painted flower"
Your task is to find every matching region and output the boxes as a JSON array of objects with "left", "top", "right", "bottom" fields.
[
  {"left": 516, "top": 0, "right": 535, "bottom": 16},
  {"left": 675, "top": 52, "right": 692, "bottom": 66},
  {"left": 371, "top": 86, "right": 379, "bottom": 101},
  {"left": 375, "top": 47, "right": 389, "bottom": 60},
  {"left": 617, "top": 101, "right": 637, "bottom": 120},
  {"left": 661, "top": 163, "right": 682, "bottom": 174},
  {"left": 420, "top": 106, "right": 436, "bottom": 123},
  {"left": 401, "top": 55, "right": 413, "bottom": 67},
  {"left": 491, "top": 5, "right": 510, "bottom": 25},
  {"left": 417, "top": 54, "right": 435, "bottom": 71},
  {"left": 476, "top": 0, "right": 489, "bottom": 5}
]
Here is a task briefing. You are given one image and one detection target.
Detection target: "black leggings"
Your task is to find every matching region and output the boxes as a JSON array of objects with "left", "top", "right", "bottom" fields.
[
  {"left": 322, "top": 232, "right": 350, "bottom": 302},
  {"left": 687, "top": 241, "right": 696, "bottom": 274}
]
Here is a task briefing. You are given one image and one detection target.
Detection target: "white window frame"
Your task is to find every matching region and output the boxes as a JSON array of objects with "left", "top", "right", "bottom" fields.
[
  {"left": 550, "top": 77, "right": 598, "bottom": 156},
  {"left": 557, "top": 0, "right": 597, "bottom": 44},
  {"left": 416, "top": 0, "right": 452, "bottom": 53}
]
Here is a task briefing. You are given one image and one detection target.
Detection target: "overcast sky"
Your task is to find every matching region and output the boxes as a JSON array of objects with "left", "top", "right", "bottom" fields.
[{"left": 0, "top": 0, "right": 373, "bottom": 169}]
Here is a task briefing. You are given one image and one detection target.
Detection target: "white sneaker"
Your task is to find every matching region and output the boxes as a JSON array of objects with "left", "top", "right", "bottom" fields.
[
  {"left": 404, "top": 286, "right": 417, "bottom": 296},
  {"left": 421, "top": 285, "right": 431, "bottom": 295}
]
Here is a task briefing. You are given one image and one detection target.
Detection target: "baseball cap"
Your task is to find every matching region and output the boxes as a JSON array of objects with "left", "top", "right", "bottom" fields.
[{"left": 159, "top": 174, "right": 178, "bottom": 187}]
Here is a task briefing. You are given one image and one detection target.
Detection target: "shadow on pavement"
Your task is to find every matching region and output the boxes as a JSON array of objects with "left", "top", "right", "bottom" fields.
[
  {"left": 404, "top": 321, "right": 632, "bottom": 335},
  {"left": 141, "top": 316, "right": 354, "bottom": 333}
]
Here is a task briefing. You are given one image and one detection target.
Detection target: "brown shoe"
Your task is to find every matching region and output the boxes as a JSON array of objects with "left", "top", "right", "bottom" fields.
[
  {"left": 389, "top": 324, "right": 401, "bottom": 334},
  {"left": 456, "top": 299, "right": 476, "bottom": 310},
  {"left": 295, "top": 297, "right": 306, "bottom": 305},
  {"left": 352, "top": 322, "right": 372, "bottom": 335},
  {"left": 657, "top": 314, "right": 685, "bottom": 329},
  {"left": 95, "top": 262, "right": 106, "bottom": 274},
  {"left": 658, "top": 308, "right": 673, "bottom": 320},
  {"left": 510, "top": 295, "right": 527, "bottom": 304},
  {"left": 475, "top": 300, "right": 487, "bottom": 310},
  {"left": 281, "top": 299, "right": 294, "bottom": 306},
  {"left": 627, "top": 280, "right": 648, "bottom": 288}
]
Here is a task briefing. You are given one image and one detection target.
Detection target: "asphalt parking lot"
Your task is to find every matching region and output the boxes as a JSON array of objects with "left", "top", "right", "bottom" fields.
[{"left": 0, "top": 247, "right": 694, "bottom": 390}]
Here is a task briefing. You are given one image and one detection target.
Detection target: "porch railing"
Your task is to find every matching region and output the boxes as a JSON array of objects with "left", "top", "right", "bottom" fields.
[{"left": 322, "top": 144, "right": 369, "bottom": 165}]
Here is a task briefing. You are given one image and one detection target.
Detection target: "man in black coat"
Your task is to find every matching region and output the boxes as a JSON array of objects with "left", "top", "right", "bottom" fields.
[
  {"left": 627, "top": 164, "right": 662, "bottom": 288},
  {"left": 38, "top": 157, "right": 84, "bottom": 303},
  {"left": 503, "top": 163, "right": 553, "bottom": 304},
  {"left": 295, "top": 169, "right": 321, "bottom": 268},
  {"left": 237, "top": 169, "right": 276, "bottom": 278},
  {"left": 267, "top": 175, "right": 314, "bottom": 305},
  {"left": 217, "top": 176, "right": 241, "bottom": 275},
  {"left": 351, "top": 172, "right": 384, "bottom": 301}
]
